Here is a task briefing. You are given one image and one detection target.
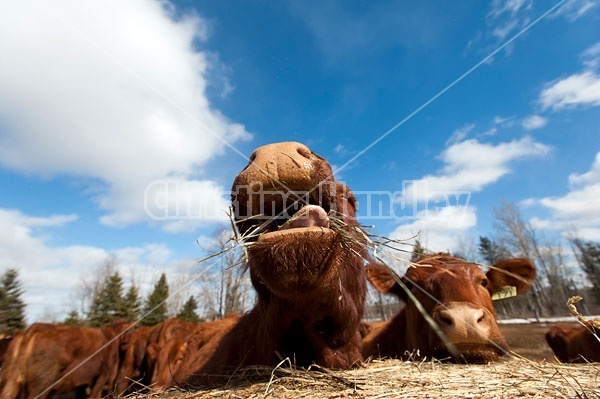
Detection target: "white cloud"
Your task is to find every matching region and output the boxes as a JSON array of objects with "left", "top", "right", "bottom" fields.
[
  {"left": 522, "top": 115, "right": 548, "bottom": 130},
  {"left": 333, "top": 144, "right": 351, "bottom": 156},
  {"left": 486, "top": 0, "right": 532, "bottom": 41},
  {"left": 481, "top": 0, "right": 596, "bottom": 55},
  {"left": 540, "top": 71, "right": 600, "bottom": 110},
  {"left": 402, "top": 136, "right": 550, "bottom": 203},
  {"left": 445, "top": 123, "right": 475, "bottom": 145},
  {"left": 0, "top": 1, "right": 251, "bottom": 232},
  {"left": 492, "top": 18, "right": 520, "bottom": 40},
  {"left": 526, "top": 152, "right": 600, "bottom": 241},
  {"left": 0, "top": 208, "right": 106, "bottom": 321},
  {"left": 570, "top": 153, "right": 600, "bottom": 187},
  {"left": 390, "top": 206, "right": 478, "bottom": 254},
  {"left": 552, "top": 0, "right": 598, "bottom": 21},
  {"left": 0, "top": 207, "right": 201, "bottom": 322},
  {"left": 539, "top": 43, "right": 600, "bottom": 111},
  {"left": 582, "top": 41, "right": 600, "bottom": 69},
  {"left": 492, "top": 115, "right": 515, "bottom": 127},
  {"left": 488, "top": 0, "right": 531, "bottom": 19}
]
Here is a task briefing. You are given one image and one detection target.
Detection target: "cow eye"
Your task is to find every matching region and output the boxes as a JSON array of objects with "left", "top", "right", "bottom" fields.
[{"left": 481, "top": 278, "right": 489, "bottom": 288}]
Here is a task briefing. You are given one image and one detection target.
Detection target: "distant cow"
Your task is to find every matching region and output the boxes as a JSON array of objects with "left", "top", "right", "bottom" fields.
[
  {"left": 148, "top": 319, "right": 199, "bottom": 390},
  {"left": 0, "top": 321, "right": 130, "bottom": 399},
  {"left": 362, "top": 255, "right": 536, "bottom": 363},
  {"left": 116, "top": 318, "right": 200, "bottom": 394},
  {"left": 0, "top": 334, "right": 17, "bottom": 368},
  {"left": 160, "top": 315, "right": 241, "bottom": 389},
  {"left": 546, "top": 322, "right": 600, "bottom": 363},
  {"left": 115, "top": 325, "right": 153, "bottom": 395},
  {"left": 176, "top": 142, "right": 368, "bottom": 386}
]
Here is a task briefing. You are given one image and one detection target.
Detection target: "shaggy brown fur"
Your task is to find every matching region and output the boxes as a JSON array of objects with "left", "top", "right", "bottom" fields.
[
  {"left": 179, "top": 142, "right": 368, "bottom": 387},
  {"left": 0, "top": 321, "right": 130, "bottom": 399}
]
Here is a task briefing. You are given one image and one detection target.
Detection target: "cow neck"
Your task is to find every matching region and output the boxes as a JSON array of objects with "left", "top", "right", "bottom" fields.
[{"left": 384, "top": 306, "right": 409, "bottom": 354}]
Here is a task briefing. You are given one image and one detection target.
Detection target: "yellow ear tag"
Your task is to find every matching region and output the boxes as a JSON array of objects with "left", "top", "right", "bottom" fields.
[{"left": 491, "top": 285, "right": 517, "bottom": 301}]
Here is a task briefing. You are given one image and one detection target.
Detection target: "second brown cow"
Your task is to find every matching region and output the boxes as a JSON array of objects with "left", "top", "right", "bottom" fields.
[{"left": 362, "top": 255, "right": 536, "bottom": 363}]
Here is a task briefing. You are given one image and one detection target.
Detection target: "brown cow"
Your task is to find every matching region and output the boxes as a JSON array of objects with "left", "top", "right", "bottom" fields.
[
  {"left": 362, "top": 255, "right": 536, "bottom": 363},
  {"left": 148, "top": 319, "right": 199, "bottom": 390},
  {"left": 0, "top": 321, "right": 130, "bottom": 399},
  {"left": 0, "top": 333, "right": 18, "bottom": 368},
  {"left": 546, "top": 322, "right": 600, "bottom": 363},
  {"left": 115, "top": 318, "right": 199, "bottom": 394},
  {"left": 175, "top": 142, "right": 368, "bottom": 386},
  {"left": 115, "top": 325, "right": 153, "bottom": 395},
  {"left": 154, "top": 315, "right": 241, "bottom": 390}
]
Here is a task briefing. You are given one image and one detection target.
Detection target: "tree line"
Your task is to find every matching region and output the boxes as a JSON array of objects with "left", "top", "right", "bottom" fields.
[
  {"left": 62, "top": 270, "right": 203, "bottom": 327},
  {"left": 3, "top": 202, "right": 600, "bottom": 331},
  {"left": 0, "top": 228, "right": 251, "bottom": 332}
]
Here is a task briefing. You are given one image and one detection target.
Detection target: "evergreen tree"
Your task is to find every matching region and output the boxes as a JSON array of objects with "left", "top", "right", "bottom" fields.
[
  {"left": 87, "top": 272, "right": 126, "bottom": 326},
  {"left": 141, "top": 273, "right": 169, "bottom": 326},
  {"left": 478, "top": 236, "right": 510, "bottom": 265},
  {"left": 410, "top": 239, "right": 427, "bottom": 263},
  {"left": 123, "top": 283, "right": 142, "bottom": 322},
  {"left": 0, "top": 268, "right": 27, "bottom": 334},
  {"left": 572, "top": 239, "right": 600, "bottom": 304},
  {"left": 62, "top": 309, "right": 83, "bottom": 326},
  {"left": 176, "top": 295, "right": 200, "bottom": 323}
]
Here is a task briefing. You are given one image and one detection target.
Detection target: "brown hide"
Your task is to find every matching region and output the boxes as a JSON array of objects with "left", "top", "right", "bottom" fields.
[
  {"left": 171, "top": 315, "right": 242, "bottom": 386},
  {"left": 363, "top": 255, "right": 536, "bottom": 363},
  {"left": 179, "top": 142, "right": 367, "bottom": 387},
  {"left": 0, "top": 334, "right": 17, "bottom": 368},
  {"left": 0, "top": 321, "right": 130, "bottom": 399},
  {"left": 144, "top": 318, "right": 196, "bottom": 374},
  {"left": 115, "top": 325, "right": 153, "bottom": 395},
  {"left": 546, "top": 323, "right": 600, "bottom": 363},
  {"left": 149, "top": 319, "right": 198, "bottom": 390}
]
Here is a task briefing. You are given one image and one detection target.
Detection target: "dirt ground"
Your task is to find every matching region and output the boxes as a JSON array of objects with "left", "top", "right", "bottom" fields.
[{"left": 499, "top": 322, "right": 575, "bottom": 362}]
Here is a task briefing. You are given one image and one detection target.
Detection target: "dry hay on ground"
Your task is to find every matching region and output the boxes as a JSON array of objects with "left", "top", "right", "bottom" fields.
[{"left": 130, "top": 356, "right": 600, "bottom": 399}]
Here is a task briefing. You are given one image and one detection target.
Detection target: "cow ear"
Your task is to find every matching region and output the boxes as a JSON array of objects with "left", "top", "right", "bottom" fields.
[
  {"left": 366, "top": 263, "right": 407, "bottom": 300},
  {"left": 486, "top": 258, "right": 536, "bottom": 296}
]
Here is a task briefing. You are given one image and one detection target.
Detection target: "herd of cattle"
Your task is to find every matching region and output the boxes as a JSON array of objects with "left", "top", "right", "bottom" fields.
[{"left": 0, "top": 142, "right": 599, "bottom": 398}]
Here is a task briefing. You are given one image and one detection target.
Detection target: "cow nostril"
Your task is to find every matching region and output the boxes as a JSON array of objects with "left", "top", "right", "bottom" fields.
[
  {"left": 296, "top": 146, "right": 311, "bottom": 159},
  {"left": 439, "top": 314, "right": 454, "bottom": 327},
  {"left": 249, "top": 151, "right": 257, "bottom": 163}
]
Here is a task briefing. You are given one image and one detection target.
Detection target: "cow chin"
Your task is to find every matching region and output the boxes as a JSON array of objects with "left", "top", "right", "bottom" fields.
[{"left": 248, "top": 227, "right": 349, "bottom": 298}]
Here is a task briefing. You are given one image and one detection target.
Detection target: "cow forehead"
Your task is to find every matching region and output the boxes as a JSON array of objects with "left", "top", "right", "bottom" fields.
[{"left": 406, "top": 262, "right": 486, "bottom": 287}]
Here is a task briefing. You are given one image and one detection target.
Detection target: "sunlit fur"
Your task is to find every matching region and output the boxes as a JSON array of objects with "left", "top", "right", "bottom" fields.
[
  {"left": 363, "top": 255, "right": 536, "bottom": 364},
  {"left": 177, "top": 142, "right": 368, "bottom": 387}
]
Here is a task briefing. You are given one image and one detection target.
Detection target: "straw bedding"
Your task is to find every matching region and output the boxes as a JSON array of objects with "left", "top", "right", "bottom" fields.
[{"left": 128, "top": 356, "right": 600, "bottom": 399}]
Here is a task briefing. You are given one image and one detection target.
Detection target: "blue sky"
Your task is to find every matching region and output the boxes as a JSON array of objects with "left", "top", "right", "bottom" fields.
[{"left": 1, "top": 0, "right": 599, "bottom": 322}]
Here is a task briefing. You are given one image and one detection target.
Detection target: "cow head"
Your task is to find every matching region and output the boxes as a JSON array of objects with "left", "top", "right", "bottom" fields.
[
  {"left": 367, "top": 255, "right": 535, "bottom": 363},
  {"left": 231, "top": 141, "right": 367, "bottom": 367}
]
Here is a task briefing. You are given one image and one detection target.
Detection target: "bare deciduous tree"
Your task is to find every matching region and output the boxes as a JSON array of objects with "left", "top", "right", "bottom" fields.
[
  {"left": 196, "top": 229, "right": 252, "bottom": 320},
  {"left": 75, "top": 256, "right": 118, "bottom": 321},
  {"left": 493, "top": 201, "right": 575, "bottom": 317}
]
